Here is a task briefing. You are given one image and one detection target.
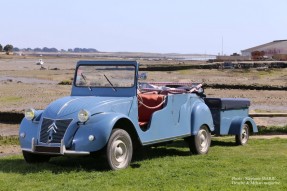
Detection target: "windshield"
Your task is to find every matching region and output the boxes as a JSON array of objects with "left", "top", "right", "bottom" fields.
[{"left": 75, "top": 65, "right": 135, "bottom": 88}]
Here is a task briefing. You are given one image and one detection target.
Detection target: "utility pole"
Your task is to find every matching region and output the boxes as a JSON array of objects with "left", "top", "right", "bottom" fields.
[{"left": 221, "top": 37, "right": 224, "bottom": 55}]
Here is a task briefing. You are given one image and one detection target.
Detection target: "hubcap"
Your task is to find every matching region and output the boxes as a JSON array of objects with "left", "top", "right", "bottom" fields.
[
  {"left": 112, "top": 139, "right": 128, "bottom": 168},
  {"left": 198, "top": 129, "right": 209, "bottom": 152},
  {"left": 241, "top": 127, "right": 248, "bottom": 144}
]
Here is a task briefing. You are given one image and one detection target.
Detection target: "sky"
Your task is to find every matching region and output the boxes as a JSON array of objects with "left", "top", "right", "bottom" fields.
[{"left": 1, "top": 0, "right": 286, "bottom": 55}]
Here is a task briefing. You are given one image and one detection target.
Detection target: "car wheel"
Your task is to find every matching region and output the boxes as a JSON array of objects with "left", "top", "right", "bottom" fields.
[
  {"left": 235, "top": 124, "right": 249, "bottom": 145},
  {"left": 189, "top": 125, "right": 211, "bottom": 154},
  {"left": 22, "top": 151, "right": 50, "bottom": 163},
  {"left": 106, "top": 128, "right": 133, "bottom": 170}
]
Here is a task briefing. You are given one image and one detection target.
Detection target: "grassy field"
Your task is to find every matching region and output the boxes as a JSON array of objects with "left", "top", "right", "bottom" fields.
[
  {"left": 0, "top": 137, "right": 286, "bottom": 191},
  {"left": 0, "top": 136, "right": 19, "bottom": 145},
  {"left": 257, "top": 125, "right": 287, "bottom": 134}
]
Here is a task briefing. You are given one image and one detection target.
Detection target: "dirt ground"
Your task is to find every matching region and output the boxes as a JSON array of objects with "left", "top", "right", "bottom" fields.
[
  {"left": 1, "top": 57, "right": 286, "bottom": 118},
  {"left": 0, "top": 56, "right": 286, "bottom": 138},
  {"left": 1, "top": 56, "right": 286, "bottom": 157}
]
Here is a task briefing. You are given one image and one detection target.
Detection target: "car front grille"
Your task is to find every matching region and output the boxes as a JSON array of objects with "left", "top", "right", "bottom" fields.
[{"left": 40, "top": 118, "right": 73, "bottom": 143}]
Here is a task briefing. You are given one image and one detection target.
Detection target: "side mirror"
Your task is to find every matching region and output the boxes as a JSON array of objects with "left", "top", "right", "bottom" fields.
[{"left": 138, "top": 73, "right": 147, "bottom": 80}]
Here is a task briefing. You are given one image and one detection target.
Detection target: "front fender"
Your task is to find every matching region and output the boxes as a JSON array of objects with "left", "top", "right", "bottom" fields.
[
  {"left": 190, "top": 102, "right": 214, "bottom": 135},
  {"left": 19, "top": 118, "right": 40, "bottom": 150},
  {"left": 229, "top": 117, "right": 258, "bottom": 135},
  {"left": 72, "top": 112, "right": 135, "bottom": 152}
]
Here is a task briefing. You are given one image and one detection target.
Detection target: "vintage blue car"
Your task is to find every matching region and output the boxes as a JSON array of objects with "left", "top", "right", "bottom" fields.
[{"left": 19, "top": 60, "right": 257, "bottom": 170}]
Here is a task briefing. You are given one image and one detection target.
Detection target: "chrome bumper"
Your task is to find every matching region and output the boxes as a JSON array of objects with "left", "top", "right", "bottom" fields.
[{"left": 22, "top": 138, "right": 90, "bottom": 156}]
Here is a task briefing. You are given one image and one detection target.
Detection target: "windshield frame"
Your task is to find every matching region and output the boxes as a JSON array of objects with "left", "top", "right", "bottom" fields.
[{"left": 74, "top": 64, "right": 136, "bottom": 89}]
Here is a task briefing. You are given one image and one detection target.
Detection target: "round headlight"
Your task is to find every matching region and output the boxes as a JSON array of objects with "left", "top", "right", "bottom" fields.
[
  {"left": 25, "top": 108, "right": 36, "bottom": 120},
  {"left": 78, "top": 109, "right": 90, "bottom": 123}
]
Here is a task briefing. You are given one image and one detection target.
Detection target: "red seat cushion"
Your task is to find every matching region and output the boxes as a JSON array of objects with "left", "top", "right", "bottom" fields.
[{"left": 138, "top": 94, "right": 165, "bottom": 126}]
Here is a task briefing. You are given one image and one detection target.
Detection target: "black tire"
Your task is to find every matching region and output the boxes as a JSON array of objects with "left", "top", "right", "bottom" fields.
[
  {"left": 106, "top": 129, "right": 133, "bottom": 170},
  {"left": 22, "top": 151, "right": 50, "bottom": 163},
  {"left": 235, "top": 124, "right": 249, "bottom": 145},
  {"left": 189, "top": 125, "right": 211, "bottom": 154}
]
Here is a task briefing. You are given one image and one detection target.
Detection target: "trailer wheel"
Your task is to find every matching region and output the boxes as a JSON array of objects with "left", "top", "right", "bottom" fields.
[
  {"left": 106, "top": 128, "right": 133, "bottom": 170},
  {"left": 22, "top": 151, "right": 50, "bottom": 163},
  {"left": 189, "top": 125, "right": 211, "bottom": 154},
  {"left": 235, "top": 123, "right": 249, "bottom": 145},
  {"left": 237, "top": 64, "right": 242, "bottom": 69}
]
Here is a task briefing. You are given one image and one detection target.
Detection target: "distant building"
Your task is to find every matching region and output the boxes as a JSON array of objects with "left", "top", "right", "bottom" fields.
[
  {"left": 216, "top": 55, "right": 250, "bottom": 61},
  {"left": 241, "top": 40, "right": 287, "bottom": 60}
]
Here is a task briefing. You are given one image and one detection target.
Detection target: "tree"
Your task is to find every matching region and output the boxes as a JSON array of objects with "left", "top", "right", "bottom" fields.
[
  {"left": 42, "top": 47, "right": 49, "bottom": 52},
  {"left": 13, "top": 47, "right": 20, "bottom": 51},
  {"left": 4, "top": 44, "right": 13, "bottom": 53},
  {"left": 34, "top": 47, "right": 42, "bottom": 52},
  {"left": 42, "top": 47, "right": 58, "bottom": 52},
  {"left": 49, "top": 47, "right": 58, "bottom": 52},
  {"left": 0, "top": 44, "right": 2, "bottom": 52},
  {"left": 74, "top": 48, "right": 81, "bottom": 52}
]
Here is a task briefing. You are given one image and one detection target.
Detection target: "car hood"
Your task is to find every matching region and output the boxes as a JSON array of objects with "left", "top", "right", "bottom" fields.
[{"left": 42, "top": 96, "right": 134, "bottom": 118}]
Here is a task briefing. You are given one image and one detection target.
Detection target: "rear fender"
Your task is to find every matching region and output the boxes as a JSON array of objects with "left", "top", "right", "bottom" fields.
[
  {"left": 190, "top": 102, "right": 214, "bottom": 135},
  {"left": 229, "top": 117, "right": 258, "bottom": 135}
]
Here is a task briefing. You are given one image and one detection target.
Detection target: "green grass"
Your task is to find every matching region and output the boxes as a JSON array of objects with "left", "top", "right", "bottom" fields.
[
  {"left": 0, "top": 135, "right": 19, "bottom": 145},
  {"left": 258, "top": 125, "right": 287, "bottom": 134},
  {"left": 0, "top": 138, "right": 286, "bottom": 191},
  {"left": 0, "top": 96, "right": 22, "bottom": 103},
  {"left": 58, "top": 79, "right": 72, "bottom": 85}
]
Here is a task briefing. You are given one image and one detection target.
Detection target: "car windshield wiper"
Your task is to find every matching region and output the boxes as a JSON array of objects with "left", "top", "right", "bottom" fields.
[
  {"left": 104, "top": 74, "right": 117, "bottom": 91},
  {"left": 81, "top": 73, "right": 87, "bottom": 82},
  {"left": 81, "top": 73, "right": 92, "bottom": 91}
]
